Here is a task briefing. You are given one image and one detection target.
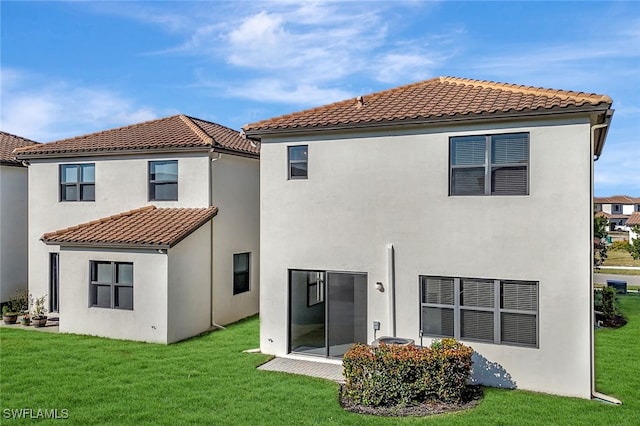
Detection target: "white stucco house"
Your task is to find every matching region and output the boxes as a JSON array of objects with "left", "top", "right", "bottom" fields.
[
  {"left": 594, "top": 196, "right": 640, "bottom": 231},
  {"left": 0, "top": 131, "right": 39, "bottom": 304},
  {"left": 243, "top": 76, "right": 614, "bottom": 399},
  {"left": 14, "top": 115, "right": 260, "bottom": 343}
]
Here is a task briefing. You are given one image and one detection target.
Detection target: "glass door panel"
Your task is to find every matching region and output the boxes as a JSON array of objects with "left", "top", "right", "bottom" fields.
[
  {"left": 327, "top": 272, "right": 368, "bottom": 358},
  {"left": 289, "top": 270, "right": 326, "bottom": 356}
]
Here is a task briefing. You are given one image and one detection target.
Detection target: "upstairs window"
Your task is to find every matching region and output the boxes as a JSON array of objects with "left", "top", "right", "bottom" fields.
[
  {"left": 149, "top": 160, "right": 178, "bottom": 201},
  {"left": 233, "top": 253, "right": 250, "bottom": 295},
  {"left": 60, "top": 164, "right": 95, "bottom": 201},
  {"left": 612, "top": 204, "right": 622, "bottom": 213},
  {"left": 450, "top": 133, "right": 529, "bottom": 196},
  {"left": 288, "top": 145, "right": 308, "bottom": 179}
]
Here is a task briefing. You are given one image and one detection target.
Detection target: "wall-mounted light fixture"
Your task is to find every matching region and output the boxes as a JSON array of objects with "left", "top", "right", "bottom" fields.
[{"left": 376, "top": 282, "right": 385, "bottom": 292}]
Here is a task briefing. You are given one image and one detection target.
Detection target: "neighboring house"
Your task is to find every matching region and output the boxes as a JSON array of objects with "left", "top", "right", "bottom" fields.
[
  {"left": 0, "top": 131, "right": 39, "bottom": 303},
  {"left": 244, "top": 76, "right": 613, "bottom": 399},
  {"left": 594, "top": 196, "right": 640, "bottom": 231},
  {"left": 628, "top": 212, "right": 640, "bottom": 243},
  {"left": 13, "top": 115, "right": 260, "bottom": 343}
]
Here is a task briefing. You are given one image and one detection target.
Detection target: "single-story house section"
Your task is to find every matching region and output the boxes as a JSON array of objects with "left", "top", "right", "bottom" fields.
[
  {"left": 244, "top": 76, "right": 614, "bottom": 400},
  {"left": 41, "top": 205, "right": 217, "bottom": 343}
]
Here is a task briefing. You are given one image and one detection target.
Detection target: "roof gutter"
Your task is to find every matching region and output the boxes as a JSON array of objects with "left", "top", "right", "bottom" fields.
[
  {"left": 592, "top": 109, "right": 614, "bottom": 161},
  {"left": 41, "top": 241, "right": 172, "bottom": 250},
  {"left": 14, "top": 146, "right": 212, "bottom": 161}
]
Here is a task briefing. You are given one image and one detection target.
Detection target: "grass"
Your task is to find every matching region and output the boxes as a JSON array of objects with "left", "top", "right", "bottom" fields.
[
  {"left": 604, "top": 249, "right": 640, "bottom": 267},
  {"left": 2, "top": 298, "right": 640, "bottom": 425}
]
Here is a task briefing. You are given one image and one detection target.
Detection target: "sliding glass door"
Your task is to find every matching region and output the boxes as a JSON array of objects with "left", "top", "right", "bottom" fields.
[{"left": 289, "top": 270, "right": 367, "bottom": 358}]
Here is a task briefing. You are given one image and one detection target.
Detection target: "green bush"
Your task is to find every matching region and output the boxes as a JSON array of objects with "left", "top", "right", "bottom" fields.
[
  {"left": 343, "top": 339, "right": 473, "bottom": 407},
  {"left": 610, "top": 240, "right": 630, "bottom": 251}
]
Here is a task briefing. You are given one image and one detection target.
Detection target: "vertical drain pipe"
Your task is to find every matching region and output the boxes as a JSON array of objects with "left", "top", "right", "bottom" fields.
[
  {"left": 387, "top": 244, "right": 396, "bottom": 337},
  {"left": 590, "top": 119, "right": 619, "bottom": 405}
]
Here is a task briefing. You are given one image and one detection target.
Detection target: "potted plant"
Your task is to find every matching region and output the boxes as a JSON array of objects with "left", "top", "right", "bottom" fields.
[
  {"left": 2, "top": 305, "right": 18, "bottom": 324},
  {"left": 1, "top": 290, "right": 27, "bottom": 325},
  {"left": 30, "top": 294, "right": 48, "bottom": 328},
  {"left": 20, "top": 312, "right": 31, "bottom": 326}
]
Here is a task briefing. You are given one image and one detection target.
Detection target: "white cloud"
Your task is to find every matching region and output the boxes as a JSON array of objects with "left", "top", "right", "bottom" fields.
[
  {"left": 226, "top": 78, "right": 354, "bottom": 106},
  {"left": 117, "top": 1, "right": 453, "bottom": 105},
  {"left": 0, "top": 69, "right": 157, "bottom": 142}
]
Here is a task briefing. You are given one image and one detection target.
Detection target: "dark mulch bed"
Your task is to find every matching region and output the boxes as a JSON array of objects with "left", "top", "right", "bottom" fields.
[
  {"left": 600, "top": 315, "right": 627, "bottom": 328},
  {"left": 338, "top": 384, "right": 483, "bottom": 417}
]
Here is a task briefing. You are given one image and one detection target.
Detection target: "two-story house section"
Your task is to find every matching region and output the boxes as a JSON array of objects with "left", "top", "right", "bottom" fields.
[
  {"left": 594, "top": 195, "right": 640, "bottom": 230},
  {"left": 0, "top": 131, "right": 39, "bottom": 304},
  {"left": 243, "top": 76, "right": 613, "bottom": 399},
  {"left": 14, "top": 115, "right": 260, "bottom": 343}
]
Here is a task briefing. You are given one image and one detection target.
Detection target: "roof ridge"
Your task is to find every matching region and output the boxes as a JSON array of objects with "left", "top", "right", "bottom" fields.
[
  {"left": 438, "top": 76, "right": 613, "bottom": 104},
  {"left": 42, "top": 205, "right": 157, "bottom": 240},
  {"left": 179, "top": 115, "right": 214, "bottom": 146}
]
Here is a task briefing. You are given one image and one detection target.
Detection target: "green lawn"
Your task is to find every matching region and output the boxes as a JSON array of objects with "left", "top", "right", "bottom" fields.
[
  {"left": 1, "top": 297, "right": 639, "bottom": 425},
  {"left": 604, "top": 249, "right": 640, "bottom": 267}
]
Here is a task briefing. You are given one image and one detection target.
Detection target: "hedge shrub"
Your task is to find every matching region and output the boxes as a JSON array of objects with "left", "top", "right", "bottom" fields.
[{"left": 343, "top": 339, "right": 473, "bottom": 407}]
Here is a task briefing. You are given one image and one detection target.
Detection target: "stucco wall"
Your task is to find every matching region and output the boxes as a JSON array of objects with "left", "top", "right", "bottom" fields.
[
  {"left": 260, "top": 116, "right": 593, "bottom": 398},
  {"left": 210, "top": 154, "right": 260, "bottom": 325},
  {"left": 27, "top": 152, "right": 210, "bottom": 304},
  {"left": 167, "top": 222, "right": 212, "bottom": 343},
  {"left": 0, "top": 165, "right": 29, "bottom": 303},
  {"left": 58, "top": 247, "right": 169, "bottom": 343}
]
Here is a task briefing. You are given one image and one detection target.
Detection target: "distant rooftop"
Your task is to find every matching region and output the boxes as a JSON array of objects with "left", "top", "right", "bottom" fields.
[
  {"left": 14, "top": 115, "right": 258, "bottom": 159},
  {"left": 0, "top": 131, "right": 39, "bottom": 165}
]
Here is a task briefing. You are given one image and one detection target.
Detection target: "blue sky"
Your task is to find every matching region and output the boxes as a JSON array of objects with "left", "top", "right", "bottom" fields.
[{"left": 1, "top": 1, "right": 638, "bottom": 196}]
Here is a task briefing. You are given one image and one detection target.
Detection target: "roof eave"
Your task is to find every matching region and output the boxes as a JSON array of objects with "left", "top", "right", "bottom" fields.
[
  {"left": 41, "top": 240, "right": 172, "bottom": 250},
  {"left": 212, "top": 146, "right": 260, "bottom": 159},
  {"left": 244, "top": 104, "right": 613, "bottom": 139},
  {"left": 15, "top": 146, "right": 212, "bottom": 160}
]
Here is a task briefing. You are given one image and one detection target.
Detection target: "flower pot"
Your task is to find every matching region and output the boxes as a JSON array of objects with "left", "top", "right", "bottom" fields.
[
  {"left": 32, "top": 316, "right": 47, "bottom": 328},
  {"left": 3, "top": 313, "right": 18, "bottom": 325}
]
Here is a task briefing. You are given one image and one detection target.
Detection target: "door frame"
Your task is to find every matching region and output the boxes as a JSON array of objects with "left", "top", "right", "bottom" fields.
[{"left": 287, "top": 269, "right": 368, "bottom": 358}]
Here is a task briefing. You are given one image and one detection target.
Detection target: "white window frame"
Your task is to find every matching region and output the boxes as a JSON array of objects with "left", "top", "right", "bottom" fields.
[{"left": 419, "top": 275, "right": 538, "bottom": 348}]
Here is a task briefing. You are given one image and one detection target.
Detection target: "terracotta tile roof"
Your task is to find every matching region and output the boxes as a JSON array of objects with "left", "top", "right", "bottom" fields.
[
  {"left": 595, "top": 211, "right": 611, "bottom": 218},
  {"left": 1, "top": 131, "right": 39, "bottom": 165},
  {"left": 14, "top": 115, "right": 258, "bottom": 159},
  {"left": 627, "top": 212, "right": 640, "bottom": 226},
  {"left": 594, "top": 195, "right": 640, "bottom": 204},
  {"left": 243, "top": 76, "right": 612, "bottom": 134},
  {"left": 42, "top": 205, "right": 218, "bottom": 248}
]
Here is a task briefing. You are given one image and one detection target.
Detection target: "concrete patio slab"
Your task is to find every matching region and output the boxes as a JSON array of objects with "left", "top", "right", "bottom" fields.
[{"left": 258, "top": 357, "right": 344, "bottom": 383}]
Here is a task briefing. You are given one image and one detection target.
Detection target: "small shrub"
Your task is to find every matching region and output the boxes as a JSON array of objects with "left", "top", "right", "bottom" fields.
[
  {"left": 343, "top": 339, "right": 473, "bottom": 408},
  {"left": 609, "top": 240, "right": 630, "bottom": 251},
  {"left": 600, "top": 286, "right": 618, "bottom": 320}
]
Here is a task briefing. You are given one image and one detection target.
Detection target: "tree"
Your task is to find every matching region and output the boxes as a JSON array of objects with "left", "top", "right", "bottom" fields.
[
  {"left": 627, "top": 225, "right": 640, "bottom": 260},
  {"left": 594, "top": 214, "right": 609, "bottom": 269}
]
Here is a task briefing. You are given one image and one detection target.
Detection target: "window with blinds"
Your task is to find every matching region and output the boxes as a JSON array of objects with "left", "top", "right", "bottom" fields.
[
  {"left": 419, "top": 275, "right": 538, "bottom": 347},
  {"left": 450, "top": 133, "right": 529, "bottom": 196}
]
